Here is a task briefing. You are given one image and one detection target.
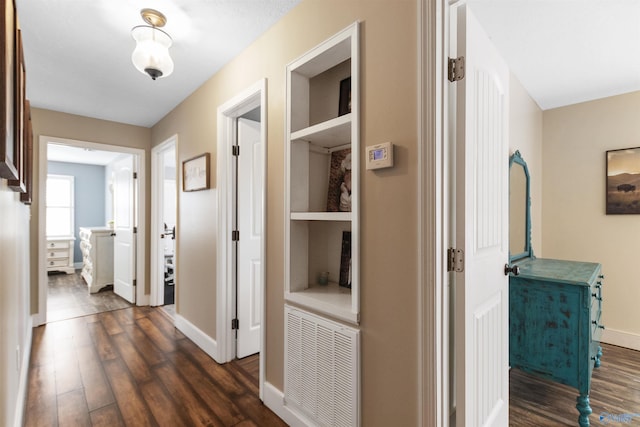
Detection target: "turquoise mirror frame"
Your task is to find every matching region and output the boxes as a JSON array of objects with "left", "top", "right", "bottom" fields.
[{"left": 509, "top": 150, "right": 533, "bottom": 262}]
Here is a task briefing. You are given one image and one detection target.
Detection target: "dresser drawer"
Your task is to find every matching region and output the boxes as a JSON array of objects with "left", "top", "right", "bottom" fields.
[
  {"left": 47, "top": 259, "right": 70, "bottom": 268},
  {"left": 47, "top": 240, "right": 70, "bottom": 249},
  {"left": 47, "top": 248, "right": 69, "bottom": 260}
]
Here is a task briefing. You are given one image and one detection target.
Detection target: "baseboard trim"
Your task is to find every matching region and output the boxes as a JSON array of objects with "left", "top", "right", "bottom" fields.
[
  {"left": 14, "top": 315, "right": 34, "bottom": 427},
  {"left": 602, "top": 328, "right": 640, "bottom": 352},
  {"left": 174, "top": 314, "right": 220, "bottom": 363},
  {"left": 263, "top": 382, "right": 314, "bottom": 427}
]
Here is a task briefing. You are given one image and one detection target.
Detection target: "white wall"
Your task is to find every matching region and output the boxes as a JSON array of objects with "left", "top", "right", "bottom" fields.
[
  {"left": 542, "top": 91, "right": 640, "bottom": 349},
  {"left": 0, "top": 181, "right": 32, "bottom": 426}
]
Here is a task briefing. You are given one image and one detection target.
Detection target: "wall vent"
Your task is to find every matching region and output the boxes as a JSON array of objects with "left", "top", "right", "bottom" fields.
[{"left": 284, "top": 306, "right": 359, "bottom": 426}]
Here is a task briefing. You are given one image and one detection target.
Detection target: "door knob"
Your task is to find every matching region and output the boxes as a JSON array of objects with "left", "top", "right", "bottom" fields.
[{"left": 504, "top": 264, "right": 520, "bottom": 276}]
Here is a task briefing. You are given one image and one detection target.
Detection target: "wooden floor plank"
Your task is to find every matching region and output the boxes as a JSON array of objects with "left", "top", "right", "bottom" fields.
[
  {"left": 124, "top": 323, "right": 167, "bottom": 367},
  {"left": 86, "top": 321, "right": 119, "bottom": 362},
  {"left": 99, "top": 311, "right": 124, "bottom": 336},
  {"left": 171, "top": 351, "right": 246, "bottom": 426},
  {"left": 103, "top": 358, "right": 156, "bottom": 427},
  {"left": 23, "top": 363, "right": 58, "bottom": 427},
  {"left": 76, "top": 344, "right": 115, "bottom": 412},
  {"left": 136, "top": 316, "right": 176, "bottom": 353},
  {"left": 56, "top": 388, "right": 91, "bottom": 427},
  {"left": 154, "top": 362, "right": 224, "bottom": 426},
  {"left": 89, "top": 403, "right": 125, "bottom": 427},
  {"left": 139, "top": 378, "right": 191, "bottom": 427},
  {"left": 110, "top": 332, "right": 153, "bottom": 383}
]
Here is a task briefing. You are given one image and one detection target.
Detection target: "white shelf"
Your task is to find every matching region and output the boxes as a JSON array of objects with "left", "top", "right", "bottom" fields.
[
  {"left": 291, "top": 114, "right": 351, "bottom": 148},
  {"left": 291, "top": 212, "right": 351, "bottom": 221},
  {"left": 285, "top": 282, "right": 357, "bottom": 324}
]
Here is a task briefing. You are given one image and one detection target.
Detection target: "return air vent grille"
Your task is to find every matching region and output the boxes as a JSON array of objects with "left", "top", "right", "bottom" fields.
[{"left": 285, "top": 306, "right": 359, "bottom": 426}]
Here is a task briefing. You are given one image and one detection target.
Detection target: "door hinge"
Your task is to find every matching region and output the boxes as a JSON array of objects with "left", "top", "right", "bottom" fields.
[
  {"left": 232, "top": 230, "right": 240, "bottom": 241},
  {"left": 447, "top": 248, "right": 464, "bottom": 272},
  {"left": 133, "top": 226, "right": 137, "bottom": 234},
  {"left": 448, "top": 56, "right": 465, "bottom": 82},
  {"left": 133, "top": 172, "right": 138, "bottom": 179},
  {"left": 133, "top": 279, "right": 137, "bottom": 287},
  {"left": 231, "top": 318, "right": 239, "bottom": 330},
  {"left": 232, "top": 145, "right": 240, "bottom": 156}
]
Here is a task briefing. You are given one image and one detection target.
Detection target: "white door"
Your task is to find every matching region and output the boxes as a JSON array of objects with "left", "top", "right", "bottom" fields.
[
  {"left": 453, "top": 4, "right": 510, "bottom": 426},
  {"left": 113, "top": 155, "right": 137, "bottom": 303},
  {"left": 236, "top": 118, "right": 263, "bottom": 358}
]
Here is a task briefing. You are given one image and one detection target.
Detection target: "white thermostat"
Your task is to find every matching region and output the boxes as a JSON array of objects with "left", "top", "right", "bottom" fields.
[{"left": 366, "top": 142, "right": 394, "bottom": 170}]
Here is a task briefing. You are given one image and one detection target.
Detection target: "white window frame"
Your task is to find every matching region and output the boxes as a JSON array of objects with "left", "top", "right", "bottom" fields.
[{"left": 46, "top": 174, "right": 75, "bottom": 238}]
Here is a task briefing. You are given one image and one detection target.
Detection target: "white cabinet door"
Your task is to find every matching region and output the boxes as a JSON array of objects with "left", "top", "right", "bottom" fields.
[
  {"left": 453, "top": 4, "right": 510, "bottom": 426},
  {"left": 236, "top": 118, "right": 263, "bottom": 358},
  {"left": 113, "top": 155, "right": 136, "bottom": 304}
]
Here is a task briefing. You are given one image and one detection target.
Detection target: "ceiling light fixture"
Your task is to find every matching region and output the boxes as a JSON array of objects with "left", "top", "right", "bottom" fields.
[{"left": 131, "top": 8, "right": 174, "bottom": 80}]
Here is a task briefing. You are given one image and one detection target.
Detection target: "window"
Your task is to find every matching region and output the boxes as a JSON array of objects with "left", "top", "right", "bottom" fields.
[{"left": 46, "top": 174, "right": 74, "bottom": 237}]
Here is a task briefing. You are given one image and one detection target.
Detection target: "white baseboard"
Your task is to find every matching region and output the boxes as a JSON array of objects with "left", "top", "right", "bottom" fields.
[
  {"left": 14, "top": 315, "right": 34, "bottom": 427},
  {"left": 263, "top": 382, "right": 313, "bottom": 427},
  {"left": 174, "top": 314, "right": 220, "bottom": 363},
  {"left": 602, "top": 328, "right": 640, "bottom": 352}
]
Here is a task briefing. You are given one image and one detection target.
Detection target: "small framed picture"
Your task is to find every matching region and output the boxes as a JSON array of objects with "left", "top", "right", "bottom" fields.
[
  {"left": 182, "top": 153, "right": 210, "bottom": 192},
  {"left": 338, "top": 77, "right": 351, "bottom": 117},
  {"left": 606, "top": 147, "right": 640, "bottom": 214}
]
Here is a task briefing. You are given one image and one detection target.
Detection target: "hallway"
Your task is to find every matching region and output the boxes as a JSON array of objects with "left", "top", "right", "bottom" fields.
[{"left": 24, "top": 306, "right": 283, "bottom": 427}]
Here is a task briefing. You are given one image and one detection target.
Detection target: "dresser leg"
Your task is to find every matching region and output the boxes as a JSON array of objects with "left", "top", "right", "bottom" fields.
[
  {"left": 576, "top": 394, "right": 592, "bottom": 427},
  {"left": 595, "top": 345, "right": 603, "bottom": 368}
]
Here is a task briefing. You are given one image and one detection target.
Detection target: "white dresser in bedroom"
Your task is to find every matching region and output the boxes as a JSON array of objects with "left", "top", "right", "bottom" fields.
[
  {"left": 46, "top": 237, "right": 75, "bottom": 274},
  {"left": 79, "top": 227, "right": 114, "bottom": 293}
]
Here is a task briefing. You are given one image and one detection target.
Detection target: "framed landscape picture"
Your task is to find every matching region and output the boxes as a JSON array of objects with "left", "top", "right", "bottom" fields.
[{"left": 606, "top": 147, "right": 640, "bottom": 214}]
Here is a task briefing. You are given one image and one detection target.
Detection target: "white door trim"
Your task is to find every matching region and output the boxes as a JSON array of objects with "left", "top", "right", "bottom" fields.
[
  {"left": 419, "top": 0, "right": 448, "bottom": 425},
  {"left": 150, "top": 135, "right": 178, "bottom": 307},
  {"left": 37, "top": 135, "right": 147, "bottom": 326},
  {"left": 216, "top": 79, "right": 267, "bottom": 399}
]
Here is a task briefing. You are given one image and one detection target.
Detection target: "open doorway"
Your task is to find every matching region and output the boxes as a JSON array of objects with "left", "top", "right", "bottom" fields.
[
  {"left": 37, "top": 136, "right": 146, "bottom": 326},
  {"left": 151, "top": 135, "right": 178, "bottom": 316},
  {"left": 216, "top": 79, "right": 266, "bottom": 399}
]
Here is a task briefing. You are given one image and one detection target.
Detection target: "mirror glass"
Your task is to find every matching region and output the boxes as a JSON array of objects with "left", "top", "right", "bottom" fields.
[{"left": 509, "top": 151, "right": 532, "bottom": 261}]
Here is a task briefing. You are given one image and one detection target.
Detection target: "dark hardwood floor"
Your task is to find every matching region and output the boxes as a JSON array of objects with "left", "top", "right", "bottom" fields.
[
  {"left": 47, "top": 272, "right": 133, "bottom": 323},
  {"left": 510, "top": 343, "right": 640, "bottom": 426},
  {"left": 27, "top": 299, "right": 640, "bottom": 427},
  {"left": 24, "top": 306, "right": 283, "bottom": 427}
]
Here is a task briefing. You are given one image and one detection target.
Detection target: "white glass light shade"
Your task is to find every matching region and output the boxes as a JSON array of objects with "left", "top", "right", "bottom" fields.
[{"left": 131, "top": 25, "right": 174, "bottom": 80}]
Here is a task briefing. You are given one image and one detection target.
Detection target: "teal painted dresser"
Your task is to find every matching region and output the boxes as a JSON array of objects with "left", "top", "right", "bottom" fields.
[{"left": 510, "top": 257, "right": 604, "bottom": 427}]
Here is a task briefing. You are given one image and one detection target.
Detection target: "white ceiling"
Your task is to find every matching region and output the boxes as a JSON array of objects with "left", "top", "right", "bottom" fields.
[
  {"left": 15, "top": 0, "right": 301, "bottom": 128},
  {"left": 47, "top": 144, "right": 123, "bottom": 166},
  {"left": 469, "top": 0, "right": 640, "bottom": 110},
  {"left": 15, "top": 0, "right": 640, "bottom": 134}
]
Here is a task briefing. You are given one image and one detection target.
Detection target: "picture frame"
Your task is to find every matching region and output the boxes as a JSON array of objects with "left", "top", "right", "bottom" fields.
[
  {"left": 338, "top": 76, "right": 351, "bottom": 117},
  {"left": 326, "top": 148, "right": 352, "bottom": 212},
  {"left": 339, "top": 231, "right": 352, "bottom": 288},
  {"left": 606, "top": 147, "right": 640, "bottom": 214},
  {"left": 9, "top": 28, "right": 25, "bottom": 193},
  {"left": 19, "top": 100, "right": 32, "bottom": 204},
  {"left": 0, "top": 0, "right": 19, "bottom": 181},
  {"left": 182, "top": 152, "right": 210, "bottom": 192}
]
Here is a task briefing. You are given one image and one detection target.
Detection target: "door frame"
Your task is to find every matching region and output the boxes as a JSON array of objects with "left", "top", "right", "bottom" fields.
[
  {"left": 216, "top": 79, "right": 267, "bottom": 397},
  {"left": 418, "top": 0, "right": 449, "bottom": 425},
  {"left": 150, "top": 135, "right": 178, "bottom": 307},
  {"left": 36, "top": 135, "right": 147, "bottom": 326}
]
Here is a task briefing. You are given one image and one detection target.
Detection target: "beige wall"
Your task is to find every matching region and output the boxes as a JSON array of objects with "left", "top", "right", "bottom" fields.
[
  {"left": 509, "top": 73, "right": 543, "bottom": 256},
  {"left": 152, "top": 0, "right": 419, "bottom": 424},
  {"left": 29, "top": 108, "right": 151, "bottom": 311},
  {"left": 542, "top": 91, "right": 640, "bottom": 339}
]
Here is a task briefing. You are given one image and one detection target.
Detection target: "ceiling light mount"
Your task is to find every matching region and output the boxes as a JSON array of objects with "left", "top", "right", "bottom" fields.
[
  {"left": 131, "top": 8, "right": 174, "bottom": 81},
  {"left": 140, "top": 8, "right": 167, "bottom": 28}
]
